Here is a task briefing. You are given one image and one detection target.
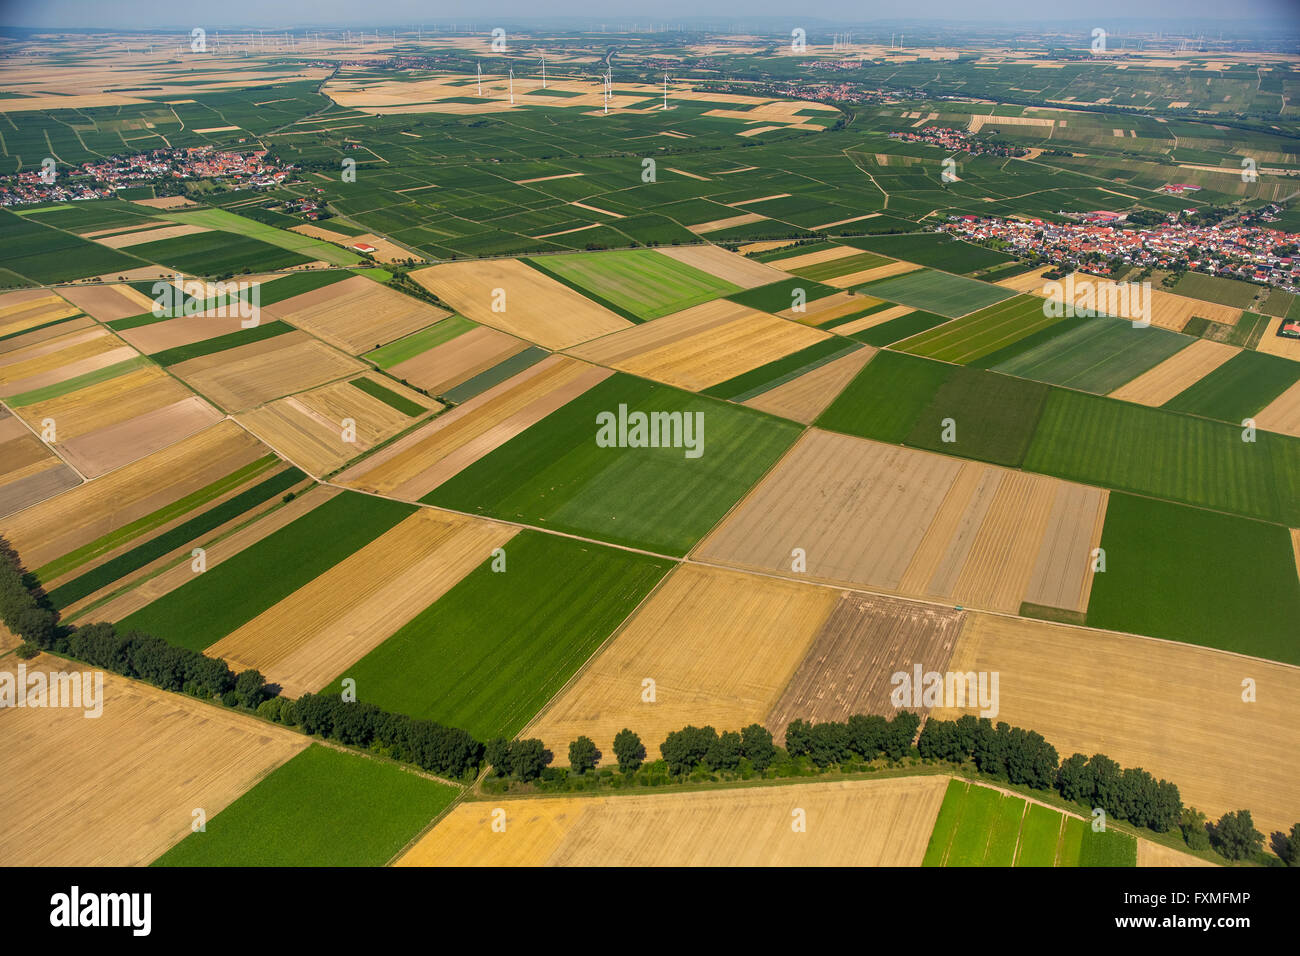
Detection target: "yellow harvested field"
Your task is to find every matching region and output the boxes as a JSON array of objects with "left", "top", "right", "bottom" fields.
[
  {"left": 170, "top": 331, "right": 366, "bottom": 412},
  {"left": 834, "top": 304, "right": 915, "bottom": 336},
  {"left": 743, "top": 345, "right": 876, "bottom": 423},
  {"left": 1108, "top": 339, "right": 1239, "bottom": 405},
  {"left": 411, "top": 259, "right": 631, "bottom": 350},
  {"left": 968, "top": 114, "right": 1055, "bottom": 132},
  {"left": 770, "top": 245, "right": 864, "bottom": 272},
  {"left": 399, "top": 777, "right": 947, "bottom": 867},
  {"left": 995, "top": 265, "right": 1055, "bottom": 292},
  {"left": 237, "top": 374, "right": 436, "bottom": 476},
  {"left": 1291, "top": 529, "right": 1300, "bottom": 584},
  {"left": 0, "top": 410, "right": 80, "bottom": 517},
  {"left": 94, "top": 222, "right": 209, "bottom": 248},
  {"left": 567, "top": 299, "right": 829, "bottom": 392},
  {"left": 54, "top": 283, "right": 155, "bottom": 322},
  {"left": 1254, "top": 318, "right": 1300, "bottom": 361},
  {"left": 527, "top": 563, "right": 836, "bottom": 763},
  {"left": 1254, "top": 379, "right": 1300, "bottom": 439},
  {"left": 209, "top": 509, "right": 517, "bottom": 697},
  {"left": 0, "top": 291, "right": 81, "bottom": 339},
  {"left": 387, "top": 324, "right": 529, "bottom": 394},
  {"left": 695, "top": 430, "right": 962, "bottom": 592},
  {"left": 1, "top": 420, "right": 267, "bottom": 570},
  {"left": 132, "top": 195, "right": 199, "bottom": 209},
  {"left": 737, "top": 239, "right": 799, "bottom": 255},
  {"left": 687, "top": 212, "right": 765, "bottom": 234},
  {"left": 779, "top": 291, "right": 882, "bottom": 325},
  {"left": 338, "top": 355, "right": 610, "bottom": 500},
  {"left": 698, "top": 430, "right": 1100, "bottom": 614},
  {"left": 826, "top": 259, "right": 921, "bottom": 289},
  {"left": 0, "top": 328, "right": 131, "bottom": 394},
  {"left": 16, "top": 365, "right": 196, "bottom": 440},
  {"left": 1023, "top": 484, "right": 1109, "bottom": 613},
  {"left": 84, "top": 485, "right": 338, "bottom": 624},
  {"left": 0, "top": 656, "right": 306, "bottom": 866},
  {"left": 1137, "top": 840, "right": 1216, "bottom": 867},
  {"left": 656, "top": 244, "right": 792, "bottom": 288},
  {"left": 932, "top": 613, "right": 1300, "bottom": 838},
  {"left": 266, "top": 275, "right": 450, "bottom": 353},
  {"left": 1032, "top": 273, "right": 1242, "bottom": 331}
]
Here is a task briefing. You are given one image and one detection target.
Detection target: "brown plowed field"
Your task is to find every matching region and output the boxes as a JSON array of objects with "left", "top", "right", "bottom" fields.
[
  {"left": 266, "top": 275, "right": 450, "bottom": 354},
  {"left": 388, "top": 324, "right": 528, "bottom": 394},
  {"left": 766, "top": 592, "right": 967, "bottom": 739}
]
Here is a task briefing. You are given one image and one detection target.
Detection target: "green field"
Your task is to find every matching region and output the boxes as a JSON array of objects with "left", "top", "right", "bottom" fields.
[
  {"left": 117, "top": 492, "right": 414, "bottom": 650},
  {"left": 1086, "top": 493, "right": 1300, "bottom": 663},
  {"left": 726, "top": 277, "right": 841, "bottom": 314},
  {"left": 349, "top": 376, "right": 425, "bottom": 416},
  {"left": 153, "top": 745, "right": 459, "bottom": 866},
  {"left": 816, "top": 350, "right": 957, "bottom": 443},
  {"left": 322, "top": 530, "right": 672, "bottom": 740},
  {"left": 786, "top": 250, "right": 893, "bottom": 282},
  {"left": 1024, "top": 389, "right": 1300, "bottom": 526},
  {"left": 1161, "top": 350, "right": 1300, "bottom": 422},
  {"left": 845, "top": 233, "right": 1013, "bottom": 274},
  {"left": 993, "top": 317, "right": 1192, "bottom": 395},
  {"left": 423, "top": 374, "right": 801, "bottom": 555},
  {"left": 155, "top": 206, "right": 364, "bottom": 266},
  {"left": 906, "top": 367, "right": 1050, "bottom": 467},
  {"left": 526, "top": 249, "right": 741, "bottom": 321},
  {"left": 1172, "top": 271, "right": 1262, "bottom": 309},
  {"left": 895, "top": 295, "right": 1065, "bottom": 365},
  {"left": 365, "top": 314, "right": 474, "bottom": 368},
  {"left": 5, "top": 355, "right": 152, "bottom": 407},
  {"left": 848, "top": 309, "right": 952, "bottom": 347},
  {"left": 148, "top": 320, "right": 295, "bottom": 367},
  {"left": 858, "top": 268, "right": 1015, "bottom": 318},
  {"left": 923, "top": 780, "right": 1137, "bottom": 867}
]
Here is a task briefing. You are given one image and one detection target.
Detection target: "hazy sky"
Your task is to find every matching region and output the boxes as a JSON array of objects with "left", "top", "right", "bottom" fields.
[{"left": 2, "top": 0, "right": 1298, "bottom": 31}]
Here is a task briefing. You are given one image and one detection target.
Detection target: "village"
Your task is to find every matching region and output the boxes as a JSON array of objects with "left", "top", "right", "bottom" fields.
[
  {"left": 0, "top": 146, "right": 296, "bottom": 207},
  {"left": 941, "top": 206, "right": 1300, "bottom": 291}
]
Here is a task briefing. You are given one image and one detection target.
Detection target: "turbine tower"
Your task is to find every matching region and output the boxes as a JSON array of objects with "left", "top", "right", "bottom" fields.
[
  {"left": 477, "top": 61, "right": 483, "bottom": 96},
  {"left": 541, "top": 55, "right": 547, "bottom": 89},
  {"left": 662, "top": 72, "right": 669, "bottom": 110},
  {"left": 509, "top": 65, "right": 515, "bottom": 105}
]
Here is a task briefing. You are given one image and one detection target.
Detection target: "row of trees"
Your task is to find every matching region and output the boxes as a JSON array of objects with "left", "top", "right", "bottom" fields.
[
  {"left": 0, "top": 538, "right": 484, "bottom": 781},
  {"left": 786, "top": 712, "right": 922, "bottom": 767}
]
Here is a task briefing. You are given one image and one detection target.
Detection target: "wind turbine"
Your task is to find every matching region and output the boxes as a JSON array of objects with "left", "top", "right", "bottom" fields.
[
  {"left": 662, "top": 72, "right": 669, "bottom": 110},
  {"left": 541, "top": 55, "right": 546, "bottom": 89},
  {"left": 477, "top": 61, "right": 483, "bottom": 95},
  {"left": 509, "top": 65, "right": 515, "bottom": 105}
]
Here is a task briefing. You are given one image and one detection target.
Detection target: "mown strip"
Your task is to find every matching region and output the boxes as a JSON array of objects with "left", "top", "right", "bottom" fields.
[
  {"left": 149, "top": 319, "right": 295, "bottom": 367},
  {"left": 6, "top": 354, "right": 153, "bottom": 407},
  {"left": 117, "top": 491, "right": 416, "bottom": 651},
  {"left": 348, "top": 376, "right": 426, "bottom": 416},
  {"left": 35, "top": 454, "right": 283, "bottom": 583},
  {"left": 440, "top": 346, "right": 548, "bottom": 404},
  {"left": 45, "top": 465, "right": 307, "bottom": 609},
  {"left": 702, "top": 338, "right": 861, "bottom": 401}
]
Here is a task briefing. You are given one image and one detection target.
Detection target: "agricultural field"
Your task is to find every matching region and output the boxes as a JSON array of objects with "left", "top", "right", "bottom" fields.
[
  {"left": 2, "top": 19, "right": 1298, "bottom": 882},
  {"left": 400, "top": 777, "right": 948, "bottom": 866},
  {"left": 154, "top": 745, "right": 459, "bottom": 866},
  {"left": 922, "top": 780, "right": 1138, "bottom": 867}
]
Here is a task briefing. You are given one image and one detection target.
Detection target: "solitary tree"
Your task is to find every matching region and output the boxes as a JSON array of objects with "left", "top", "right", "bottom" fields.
[
  {"left": 568, "top": 736, "right": 599, "bottom": 775},
  {"left": 612, "top": 728, "right": 645, "bottom": 774}
]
